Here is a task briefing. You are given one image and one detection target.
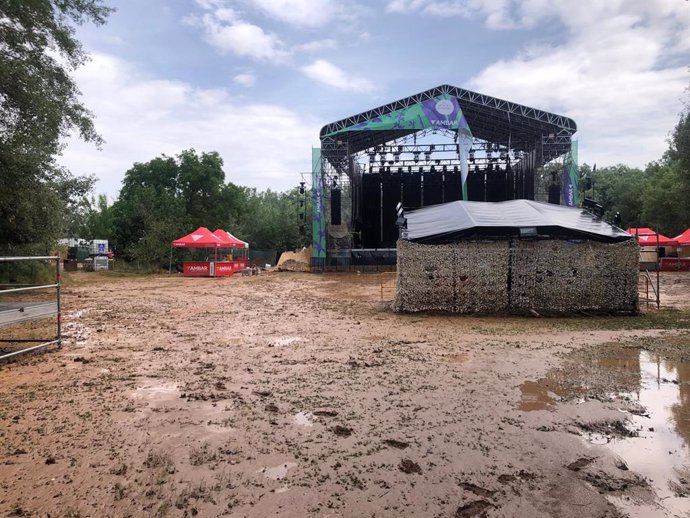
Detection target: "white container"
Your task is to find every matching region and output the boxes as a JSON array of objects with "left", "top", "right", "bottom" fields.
[
  {"left": 90, "top": 239, "right": 108, "bottom": 256},
  {"left": 93, "top": 256, "right": 109, "bottom": 271}
]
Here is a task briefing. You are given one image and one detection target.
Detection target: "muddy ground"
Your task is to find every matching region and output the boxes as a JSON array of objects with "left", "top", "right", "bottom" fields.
[{"left": 1, "top": 271, "right": 689, "bottom": 517}]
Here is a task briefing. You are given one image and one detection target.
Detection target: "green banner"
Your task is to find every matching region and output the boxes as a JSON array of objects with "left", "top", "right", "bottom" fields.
[{"left": 325, "top": 94, "right": 472, "bottom": 136}]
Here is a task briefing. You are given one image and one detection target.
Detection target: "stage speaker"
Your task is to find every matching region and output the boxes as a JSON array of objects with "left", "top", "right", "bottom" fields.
[
  {"left": 547, "top": 184, "right": 560, "bottom": 205},
  {"left": 331, "top": 188, "right": 341, "bottom": 225}
]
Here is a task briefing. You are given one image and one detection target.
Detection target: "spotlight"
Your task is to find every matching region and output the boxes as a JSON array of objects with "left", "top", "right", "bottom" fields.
[
  {"left": 469, "top": 149, "right": 475, "bottom": 162},
  {"left": 299, "top": 181, "right": 305, "bottom": 194},
  {"left": 413, "top": 151, "right": 420, "bottom": 163}
]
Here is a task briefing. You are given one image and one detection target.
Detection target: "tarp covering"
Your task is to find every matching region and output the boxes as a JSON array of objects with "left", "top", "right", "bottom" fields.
[
  {"left": 172, "top": 227, "right": 225, "bottom": 248},
  {"left": 625, "top": 228, "right": 678, "bottom": 247},
  {"left": 404, "top": 200, "right": 633, "bottom": 243},
  {"left": 213, "top": 229, "right": 249, "bottom": 249},
  {"left": 674, "top": 229, "right": 690, "bottom": 246}
]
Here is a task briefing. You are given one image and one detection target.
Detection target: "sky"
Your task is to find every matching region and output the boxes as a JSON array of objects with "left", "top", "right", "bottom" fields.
[{"left": 58, "top": 0, "right": 690, "bottom": 198}]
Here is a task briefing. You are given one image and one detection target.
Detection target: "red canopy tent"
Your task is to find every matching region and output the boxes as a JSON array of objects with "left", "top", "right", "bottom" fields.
[
  {"left": 674, "top": 229, "right": 690, "bottom": 246},
  {"left": 171, "top": 227, "right": 245, "bottom": 277},
  {"left": 625, "top": 228, "right": 678, "bottom": 247},
  {"left": 627, "top": 228, "right": 690, "bottom": 271},
  {"left": 212, "top": 229, "right": 249, "bottom": 249},
  {"left": 172, "top": 227, "right": 224, "bottom": 248}
]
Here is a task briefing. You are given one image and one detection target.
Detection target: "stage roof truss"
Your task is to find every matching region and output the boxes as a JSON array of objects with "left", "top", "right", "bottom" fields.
[{"left": 320, "top": 84, "right": 576, "bottom": 165}]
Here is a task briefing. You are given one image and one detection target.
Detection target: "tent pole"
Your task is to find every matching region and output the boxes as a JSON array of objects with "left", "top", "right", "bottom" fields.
[{"left": 168, "top": 246, "right": 173, "bottom": 274}]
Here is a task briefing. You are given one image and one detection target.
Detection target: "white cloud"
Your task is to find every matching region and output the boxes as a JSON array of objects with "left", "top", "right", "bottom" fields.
[
  {"left": 58, "top": 53, "right": 320, "bottom": 196},
  {"left": 465, "top": 1, "right": 690, "bottom": 168},
  {"left": 301, "top": 59, "right": 375, "bottom": 93},
  {"left": 233, "top": 70, "right": 256, "bottom": 86},
  {"left": 250, "top": 0, "right": 341, "bottom": 27},
  {"left": 294, "top": 39, "right": 337, "bottom": 53},
  {"left": 200, "top": 15, "right": 289, "bottom": 61}
]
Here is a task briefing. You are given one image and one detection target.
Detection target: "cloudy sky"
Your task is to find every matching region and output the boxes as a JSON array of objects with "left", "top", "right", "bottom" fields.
[{"left": 59, "top": 0, "right": 690, "bottom": 197}]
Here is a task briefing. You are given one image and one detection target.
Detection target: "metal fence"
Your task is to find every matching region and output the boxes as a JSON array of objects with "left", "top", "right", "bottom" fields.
[{"left": 0, "top": 256, "right": 61, "bottom": 360}]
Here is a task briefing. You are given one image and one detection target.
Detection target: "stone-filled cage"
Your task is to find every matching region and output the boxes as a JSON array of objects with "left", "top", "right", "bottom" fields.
[{"left": 394, "top": 200, "right": 639, "bottom": 314}]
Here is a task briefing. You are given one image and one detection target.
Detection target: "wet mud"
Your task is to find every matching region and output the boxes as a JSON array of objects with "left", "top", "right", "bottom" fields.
[{"left": 0, "top": 271, "right": 689, "bottom": 517}]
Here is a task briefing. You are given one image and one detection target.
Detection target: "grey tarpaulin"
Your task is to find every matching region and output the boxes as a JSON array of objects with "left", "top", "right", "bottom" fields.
[{"left": 404, "top": 199, "right": 632, "bottom": 243}]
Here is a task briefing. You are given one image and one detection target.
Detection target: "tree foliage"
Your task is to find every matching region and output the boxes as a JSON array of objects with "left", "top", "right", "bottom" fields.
[
  {"left": 0, "top": 0, "right": 113, "bottom": 250},
  {"left": 102, "top": 149, "right": 310, "bottom": 266},
  {"left": 584, "top": 94, "right": 690, "bottom": 236}
]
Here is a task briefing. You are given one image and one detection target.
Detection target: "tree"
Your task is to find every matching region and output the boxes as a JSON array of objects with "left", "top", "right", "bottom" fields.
[
  {"left": 0, "top": 0, "right": 113, "bottom": 248},
  {"left": 111, "top": 150, "right": 244, "bottom": 265},
  {"left": 585, "top": 164, "right": 647, "bottom": 229}
]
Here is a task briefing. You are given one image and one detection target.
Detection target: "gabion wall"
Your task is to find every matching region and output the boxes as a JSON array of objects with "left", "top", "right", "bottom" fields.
[{"left": 394, "top": 238, "right": 639, "bottom": 314}]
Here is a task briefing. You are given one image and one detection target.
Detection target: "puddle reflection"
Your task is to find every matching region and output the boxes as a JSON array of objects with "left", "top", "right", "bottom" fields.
[{"left": 520, "top": 347, "right": 690, "bottom": 515}]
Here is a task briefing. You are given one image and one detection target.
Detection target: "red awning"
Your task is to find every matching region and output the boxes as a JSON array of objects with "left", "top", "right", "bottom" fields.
[
  {"left": 213, "top": 229, "right": 249, "bottom": 249},
  {"left": 172, "top": 227, "right": 225, "bottom": 248},
  {"left": 674, "top": 229, "right": 690, "bottom": 246},
  {"left": 626, "top": 228, "right": 678, "bottom": 247}
]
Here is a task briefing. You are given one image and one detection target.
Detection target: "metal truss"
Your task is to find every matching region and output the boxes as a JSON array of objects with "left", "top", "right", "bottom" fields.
[{"left": 320, "top": 84, "right": 577, "bottom": 138}]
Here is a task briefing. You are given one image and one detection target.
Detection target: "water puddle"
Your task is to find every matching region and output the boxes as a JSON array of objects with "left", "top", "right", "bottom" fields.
[
  {"left": 519, "top": 346, "right": 690, "bottom": 516},
  {"left": 518, "top": 376, "right": 582, "bottom": 412},
  {"left": 270, "top": 336, "right": 303, "bottom": 347},
  {"left": 133, "top": 382, "right": 180, "bottom": 402},
  {"left": 593, "top": 351, "right": 690, "bottom": 516},
  {"left": 293, "top": 411, "right": 314, "bottom": 427},
  {"left": 259, "top": 462, "right": 298, "bottom": 480}
]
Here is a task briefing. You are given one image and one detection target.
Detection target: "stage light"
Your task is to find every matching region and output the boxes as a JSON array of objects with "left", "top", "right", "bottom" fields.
[
  {"left": 407, "top": 166, "right": 412, "bottom": 173},
  {"left": 413, "top": 151, "right": 420, "bottom": 163},
  {"left": 397, "top": 167, "right": 403, "bottom": 174},
  {"left": 454, "top": 165, "right": 459, "bottom": 173},
  {"left": 442, "top": 165, "right": 447, "bottom": 173},
  {"left": 474, "top": 165, "right": 480, "bottom": 174},
  {"left": 299, "top": 182, "right": 305, "bottom": 195},
  {"left": 469, "top": 149, "right": 475, "bottom": 162}
]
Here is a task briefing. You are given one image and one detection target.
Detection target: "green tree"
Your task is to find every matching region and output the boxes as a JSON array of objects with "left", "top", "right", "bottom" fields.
[
  {"left": 238, "top": 187, "right": 310, "bottom": 252},
  {"left": 585, "top": 164, "right": 647, "bottom": 229},
  {"left": 0, "top": 0, "right": 113, "bottom": 248},
  {"left": 111, "top": 149, "right": 245, "bottom": 265},
  {"left": 79, "top": 194, "right": 114, "bottom": 239}
]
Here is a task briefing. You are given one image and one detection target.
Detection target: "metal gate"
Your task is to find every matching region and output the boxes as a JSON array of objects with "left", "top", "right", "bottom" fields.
[{"left": 0, "top": 256, "right": 62, "bottom": 360}]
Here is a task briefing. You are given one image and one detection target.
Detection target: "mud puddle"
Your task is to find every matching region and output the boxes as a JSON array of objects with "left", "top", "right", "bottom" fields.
[
  {"left": 520, "top": 346, "right": 690, "bottom": 516},
  {"left": 593, "top": 350, "right": 690, "bottom": 517}
]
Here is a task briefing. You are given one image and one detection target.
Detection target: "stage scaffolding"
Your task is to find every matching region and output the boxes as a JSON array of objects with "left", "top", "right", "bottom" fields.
[{"left": 312, "top": 84, "right": 577, "bottom": 270}]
